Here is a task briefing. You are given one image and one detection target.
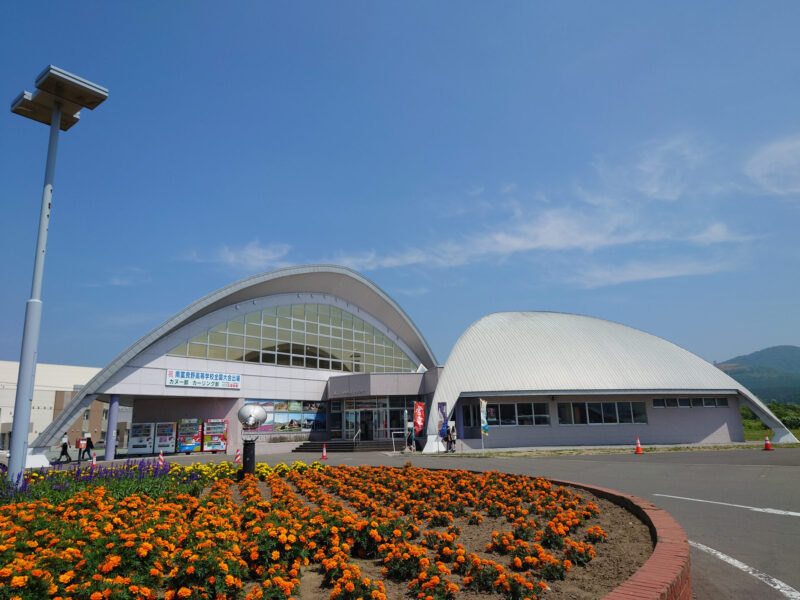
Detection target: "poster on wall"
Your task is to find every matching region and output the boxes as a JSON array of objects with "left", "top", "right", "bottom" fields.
[
  {"left": 154, "top": 422, "right": 177, "bottom": 453},
  {"left": 165, "top": 369, "right": 241, "bottom": 390},
  {"left": 177, "top": 418, "right": 202, "bottom": 453},
  {"left": 274, "top": 412, "right": 302, "bottom": 433},
  {"left": 128, "top": 422, "right": 155, "bottom": 455},
  {"left": 202, "top": 419, "right": 228, "bottom": 452}
]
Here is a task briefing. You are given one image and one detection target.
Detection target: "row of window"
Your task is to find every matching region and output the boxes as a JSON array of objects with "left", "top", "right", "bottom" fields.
[
  {"left": 558, "top": 402, "right": 648, "bottom": 425},
  {"left": 166, "top": 303, "right": 416, "bottom": 373},
  {"left": 653, "top": 397, "right": 729, "bottom": 408},
  {"left": 463, "top": 402, "right": 552, "bottom": 427}
]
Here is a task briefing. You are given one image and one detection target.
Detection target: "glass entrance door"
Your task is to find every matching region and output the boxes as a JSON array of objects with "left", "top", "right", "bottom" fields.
[{"left": 344, "top": 410, "right": 359, "bottom": 440}]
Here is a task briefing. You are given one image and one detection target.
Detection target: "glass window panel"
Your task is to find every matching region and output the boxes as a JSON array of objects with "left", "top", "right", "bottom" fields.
[
  {"left": 354, "top": 317, "right": 364, "bottom": 331},
  {"left": 211, "top": 323, "right": 227, "bottom": 333},
  {"left": 305, "top": 305, "right": 318, "bottom": 320},
  {"left": 678, "top": 398, "right": 692, "bottom": 407},
  {"left": 245, "top": 336, "right": 260, "bottom": 350},
  {"left": 228, "top": 319, "right": 244, "bottom": 335},
  {"left": 331, "top": 360, "right": 342, "bottom": 370},
  {"left": 572, "top": 403, "right": 588, "bottom": 425},
  {"left": 318, "top": 313, "right": 330, "bottom": 325},
  {"left": 262, "top": 326, "right": 276, "bottom": 339},
  {"left": 228, "top": 334, "right": 244, "bottom": 347},
  {"left": 354, "top": 331, "right": 364, "bottom": 342},
  {"left": 364, "top": 323, "right": 374, "bottom": 336},
  {"left": 277, "top": 306, "right": 291, "bottom": 318},
  {"left": 703, "top": 398, "right": 717, "bottom": 407},
  {"left": 261, "top": 340, "right": 277, "bottom": 353},
  {"left": 342, "top": 361, "right": 353, "bottom": 372},
  {"left": 190, "top": 332, "right": 208, "bottom": 344},
  {"left": 343, "top": 328, "right": 353, "bottom": 340},
  {"left": 632, "top": 402, "right": 648, "bottom": 423},
  {"left": 290, "top": 343, "right": 302, "bottom": 354},
  {"left": 533, "top": 403, "right": 551, "bottom": 425},
  {"left": 277, "top": 353, "right": 291, "bottom": 366},
  {"left": 354, "top": 341, "right": 365, "bottom": 353},
  {"left": 717, "top": 397, "right": 729, "bottom": 407},
  {"left": 342, "top": 312, "right": 353, "bottom": 327},
  {"left": 331, "top": 327, "right": 342, "bottom": 337},
  {"left": 319, "top": 325, "right": 331, "bottom": 336},
  {"left": 319, "top": 359, "right": 330, "bottom": 369},
  {"left": 306, "top": 357, "right": 318, "bottom": 369},
  {"left": 331, "top": 314, "right": 342, "bottom": 327},
  {"left": 292, "top": 331, "right": 304, "bottom": 343},
  {"left": 307, "top": 334, "right": 319, "bottom": 346},
  {"left": 588, "top": 403, "right": 603, "bottom": 424},
  {"left": 343, "top": 339, "right": 353, "bottom": 351},
  {"left": 691, "top": 398, "right": 704, "bottom": 407},
  {"left": 666, "top": 398, "right": 679, "bottom": 408},
  {"left": 227, "top": 348, "right": 244, "bottom": 361},
  {"left": 276, "top": 342, "right": 291, "bottom": 354},
  {"left": 330, "top": 306, "right": 341, "bottom": 318},
  {"left": 208, "top": 332, "right": 226, "bottom": 345},
  {"left": 304, "top": 345, "right": 318, "bottom": 357},
  {"left": 262, "top": 315, "right": 277, "bottom": 326},
  {"left": 500, "top": 404, "right": 519, "bottom": 426},
  {"left": 277, "top": 329, "right": 291, "bottom": 342},
  {"left": 262, "top": 352, "right": 276, "bottom": 364},
  {"left": 207, "top": 346, "right": 226, "bottom": 360},
  {"left": 486, "top": 404, "right": 500, "bottom": 426},
  {"left": 244, "top": 350, "right": 260, "bottom": 363},
  {"left": 168, "top": 343, "right": 187, "bottom": 356},
  {"left": 517, "top": 403, "right": 533, "bottom": 425},
  {"left": 602, "top": 403, "right": 618, "bottom": 423},
  {"left": 291, "top": 356, "right": 304, "bottom": 367},
  {"left": 306, "top": 322, "right": 318, "bottom": 334},
  {"left": 332, "top": 337, "right": 343, "bottom": 349},
  {"left": 293, "top": 320, "right": 305, "bottom": 332},
  {"left": 364, "top": 363, "right": 374, "bottom": 373},
  {"left": 246, "top": 312, "right": 260, "bottom": 324},
  {"left": 263, "top": 306, "right": 276, "bottom": 316},
  {"left": 617, "top": 402, "right": 633, "bottom": 423},
  {"left": 188, "top": 343, "right": 207, "bottom": 358},
  {"left": 278, "top": 317, "right": 291, "bottom": 329},
  {"left": 318, "top": 304, "right": 330, "bottom": 316},
  {"left": 653, "top": 398, "right": 666, "bottom": 408},
  {"left": 292, "top": 305, "right": 304, "bottom": 319}
]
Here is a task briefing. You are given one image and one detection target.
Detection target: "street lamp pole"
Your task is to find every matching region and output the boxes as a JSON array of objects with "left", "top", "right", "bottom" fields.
[{"left": 7, "top": 66, "right": 107, "bottom": 485}]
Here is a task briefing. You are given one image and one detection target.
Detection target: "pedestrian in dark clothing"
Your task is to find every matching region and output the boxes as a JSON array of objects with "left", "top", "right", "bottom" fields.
[
  {"left": 81, "top": 434, "right": 94, "bottom": 461},
  {"left": 58, "top": 432, "right": 71, "bottom": 462}
]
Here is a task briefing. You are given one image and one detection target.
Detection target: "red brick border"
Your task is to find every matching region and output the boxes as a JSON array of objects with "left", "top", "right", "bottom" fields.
[{"left": 547, "top": 478, "right": 691, "bottom": 600}]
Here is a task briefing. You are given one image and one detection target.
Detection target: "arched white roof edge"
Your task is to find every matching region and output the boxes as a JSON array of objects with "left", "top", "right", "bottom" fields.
[
  {"left": 421, "top": 311, "right": 798, "bottom": 452},
  {"left": 34, "top": 265, "right": 436, "bottom": 449}
]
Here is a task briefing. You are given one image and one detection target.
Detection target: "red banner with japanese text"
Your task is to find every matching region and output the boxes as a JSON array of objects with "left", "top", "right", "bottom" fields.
[{"left": 413, "top": 402, "right": 425, "bottom": 434}]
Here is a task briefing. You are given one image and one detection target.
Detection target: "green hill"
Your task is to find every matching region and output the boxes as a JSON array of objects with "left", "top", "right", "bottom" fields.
[{"left": 718, "top": 345, "right": 800, "bottom": 404}]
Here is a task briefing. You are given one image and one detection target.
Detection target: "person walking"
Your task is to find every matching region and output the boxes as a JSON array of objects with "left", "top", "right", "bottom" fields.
[
  {"left": 81, "top": 434, "right": 94, "bottom": 461},
  {"left": 446, "top": 425, "right": 457, "bottom": 453},
  {"left": 58, "top": 432, "right": 71, "bottom": 462}
]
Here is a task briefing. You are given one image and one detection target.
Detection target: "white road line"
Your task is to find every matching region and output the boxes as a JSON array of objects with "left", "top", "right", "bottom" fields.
[
  {"left": 689, "top": 541, "right": 800, "bottom": 600},
  {"left": 653, "top": 493, "right": 800, "bottom": 517}
]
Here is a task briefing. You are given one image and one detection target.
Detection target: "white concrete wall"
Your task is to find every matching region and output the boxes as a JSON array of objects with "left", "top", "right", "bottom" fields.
[
  {"left": 458, "top": 394, "right": 744, "bottom": 449},
  {"left": 0, "top": 361, "right": 101, "bottom": 446}
]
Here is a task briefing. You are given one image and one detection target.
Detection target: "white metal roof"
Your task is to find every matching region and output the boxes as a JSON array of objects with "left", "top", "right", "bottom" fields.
[{"left": 426, "top": 311, "right": 796, "bottom": 443}]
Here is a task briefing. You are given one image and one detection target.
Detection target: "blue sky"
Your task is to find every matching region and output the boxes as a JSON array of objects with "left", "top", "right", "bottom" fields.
[{"left": 1, "top": 2, "right": 799, "bottom": 368}]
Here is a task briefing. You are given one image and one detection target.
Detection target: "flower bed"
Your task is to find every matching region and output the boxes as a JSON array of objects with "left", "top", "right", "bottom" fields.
[{"left": 0, "top": 461, "right": 653, "bottom": 600}]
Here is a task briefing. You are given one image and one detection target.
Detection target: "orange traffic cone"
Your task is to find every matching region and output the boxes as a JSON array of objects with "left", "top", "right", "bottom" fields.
[
  {"left": 91, "top": 452, "right": 97, "bottom": 467},
  {"left": 634, "top": 437, "right": 644, "bottom": 455},
  {"left": 234, "top": 448, "right": 242, "bottom": 464},
  {"left": 764, "top": 434, "right": 773, "bottom": 451},
  {"left": 321, "top": 443, "right": 328, "bottom": 460},
  {"left": 158, "top": 451, "right": 165, "bottom": 467}
]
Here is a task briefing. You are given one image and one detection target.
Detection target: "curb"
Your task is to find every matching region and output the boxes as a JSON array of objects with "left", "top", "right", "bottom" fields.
[{"left": 548, "top": 478, "right": 691, "bottom": 600}]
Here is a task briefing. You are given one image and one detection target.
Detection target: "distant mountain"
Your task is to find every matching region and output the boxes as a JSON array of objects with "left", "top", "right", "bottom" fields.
[{"left": 717, "top": 345, "right": 800, "bottom": 404}]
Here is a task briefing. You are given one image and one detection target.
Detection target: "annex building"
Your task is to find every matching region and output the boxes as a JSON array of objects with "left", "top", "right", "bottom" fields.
[{"left": 29, "top": 265, "right": 797, "bottom": 464}]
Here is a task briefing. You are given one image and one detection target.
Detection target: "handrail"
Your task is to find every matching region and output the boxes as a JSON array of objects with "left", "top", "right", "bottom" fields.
[
  {"left": 352, "top": 429, "right": 361, "bottom": 447},
  {"left": 391, "top": 431, "right": 406, "bottom": 454}
]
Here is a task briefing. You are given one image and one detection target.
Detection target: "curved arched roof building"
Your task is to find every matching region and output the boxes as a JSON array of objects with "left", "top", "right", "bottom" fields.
[
  {"left": 422, "top": 312, "right": 796, "bottom": 452},
  {"left": 34, "top": 265, "right": 436, "bottom": 452}
]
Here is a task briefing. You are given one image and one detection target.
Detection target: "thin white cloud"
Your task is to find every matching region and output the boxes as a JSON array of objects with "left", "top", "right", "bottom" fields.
[
  {"left": 687, "top": 223, "right": 753, "bottom": 245},
  {"left": 745, "top": 135, "right": 800, "bottom": 196},
  {"left": 183, "top": 240, "right": 292, "bottom": 271},
  {"left": 572, "top": 256, "right": 736, "bottom": 289},
  {"left": 466, "top": 186, "right": 484, "bottom": 196},
  {"left": 394, "top": 287, "right": 430, "bottom": 296},
  {"left": 86, "top": 267, "right": 149, "bottom": 287}
]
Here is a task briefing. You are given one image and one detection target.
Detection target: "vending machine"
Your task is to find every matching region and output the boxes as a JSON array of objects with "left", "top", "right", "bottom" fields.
[
  {"left": 128, "top": 422, "right": 155, "bottom": 455},
  {"left": 154, "top": 422, "right": 177, "bottom": 454},
  {"left": 176, "top": 418, "right": 203, "bottom": 453},
  {"left": 202, "top": 419, "right": 228, "bottom": 453}
]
